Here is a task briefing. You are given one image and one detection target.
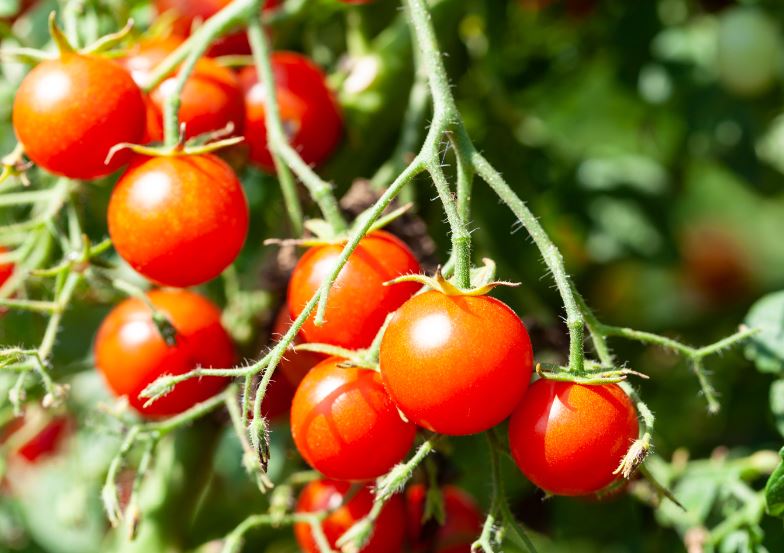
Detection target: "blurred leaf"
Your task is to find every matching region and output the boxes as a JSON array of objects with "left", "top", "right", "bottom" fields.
[
  {"left": 765, "top": 448, "right": 784, "bottom": 518},
  {"left": 745, "top": 291, "right": 784, "bottom": 375}
]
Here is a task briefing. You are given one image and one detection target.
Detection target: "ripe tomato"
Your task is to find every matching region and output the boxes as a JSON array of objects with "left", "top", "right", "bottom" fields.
[
  {"left": 13, "top": 54, "right": 146, "bottom": 179},
  {"left": 295, "top": 480, "right": 407, "bottom": 553},
  {"left": 406, "top": 484, "right": 483, "bottom": 553},
  {"left": 122, "top": 38, "right": 245, "bottom": 142},
  {"left": 0, "top": 246, "right": 13, "bottom": 288},
  {"left": 154, "top": 0, "right": 282, "bottom": 57},
  {"left": 291, "top": 357, "right": 415, "bottom": 481},
  {"left": 287, "top": 231, "right": 421, "bottom": 350},
  {"left": 239, "top": 52, "right": 343, "bottom": 172},
  {"left": 2, "top": 416, "right": 70, "bottom": 463},
  {"left": 508, "top": 379, "right": 639, "bottom": 496},
  {"left": 379, "top": 290, "right": 533, "bottom": 436},
  {"left": 262, "top": 306, "right": 326, "bottom": 420},
  {"left": 94, "top": 289, "right": 235, "bottom": 417},
  {"left": 108, "top": 154, "right": 249, "bottom": 287}
]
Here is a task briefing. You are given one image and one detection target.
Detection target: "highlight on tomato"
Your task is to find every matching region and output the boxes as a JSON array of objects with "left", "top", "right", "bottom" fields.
[
  {"left": 406, "top": 484, "right": 483, "bottom": 553},
  {"left": 107, "top": 153, "right": 249, "bottom": 288},
  {"left": 508, "top": 379, "right": 639, "bottom": 496},
  {"left": 290, "top": 357, "right": 416, "bottom": 481},
  {"left": 13, "top": 53, "right": 146, "bottom": 180},
  {"left": 379, "top": 289, "right": 533, "bottom": 436},
  {"left": 94, "top": 288, "right": 235, "bottom": 418},
  {"left": 239, "top": 52, "right": 343, "bottom": 172},
  {"left": 295, "top": 479, "right": 407, "bottom": 553},
  {"left": 121, "top": 37, "right": 245, "bottom": 143},
  {"left": 287, "top": 230, "right": 421, "bottom": 350}
]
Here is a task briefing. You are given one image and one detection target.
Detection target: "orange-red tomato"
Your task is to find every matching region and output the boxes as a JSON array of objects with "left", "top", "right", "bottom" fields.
[
  {"left": 406, "top": 484, "right": 483, "bottom": 553},
  {"left": 108, "top": 154, "right": 249, "bottom": 287},
  {"left": 262, "top": 306, "right": 326, "bottom": 420},
  {"left": 239, "top": 52, "right": 343, "bottom": 172},
  {"left": 295, "top": 480, "right": 407, "bottom": 553},
  {"left": 122, "top": 38, "right": 245, "bottom": 142},
  {"left": 94, "top": 289, "right": 235, "bottom": 417},
  {"left": 380, "top": 290, "right": 533, "bottom": 436},
  {"left": 154, "top": 0, "right": 283, "bottom": 57},
  {"left": 291, "top": 357, "right": 415, "bottom": 481},
  {"left": 287, "top": 231, "right": 421, "bottom": 350},
  {"left": 13, "top": 54, "right": 146, "bottom": 179},
  {"left": 2, "top": 416, "right": 71, "bottom": 463},
  {"left": 0, "top": 246, "right": 13, "bottom": 288},
  {"left": 508, "top": 380, "right": 639, "bottom": 496}
]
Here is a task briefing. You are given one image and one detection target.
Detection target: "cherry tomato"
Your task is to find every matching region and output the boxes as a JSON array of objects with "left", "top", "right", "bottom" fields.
[
  {"left": 2, "top": 416, "right": 70, "bottom": 463},
  {"left": 154, "top": 0, "right": 282, "bottom": 57},
  {"left": 13, "top": 54, "right": 146, "bottom": 179},
  {"left": 379, "top": 290, "right": 533, "bottom": 436},
  {"left": 406, "top": 484, "right": 483, "bottom": 553},
  {"left": 295, "top": 480, "right": 407, "bottom": 553},
  {"left": 262, "top": 306, "right": 326, "bottom": 420},
  {"left": 291, "top": 357, "right": 415, "bottom": 481},
  {"left": 0, "top": 246, "right": 13, "bottom": 288},
  {"left": 122, "top": 38, "right": 245, "bottom": 142},
  {"left": 508, "top": 379, "right": 639, "bottom": 496},
  {"left": 239, "top": 52, "right": 343, "bottom": 172},
  {"left": 108, "top": 154, "right": 249, "bottom": 287},
  {"left": 94, "top": 289, "right": 235, "bottom": 417},
  {"left": 287, "top": 231, "right": 421, "bottom": 350}
]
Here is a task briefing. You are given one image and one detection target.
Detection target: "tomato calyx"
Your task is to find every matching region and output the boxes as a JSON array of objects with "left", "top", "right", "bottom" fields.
[
  {"left": 535, "top": 361, "right": 649, "bottom": 385},
  {"left": 105, "top": 121, "right": 244, "bottom": 165},
  {"left": 292, "top": 344, "right": 378, "bottom": 370},
  {"left": 0, "top": 144, "right": 33, "bottom": 186},
  {"left": 385, "top": 258, "right": 518, "bottom": 298},
  {"left": 613, "top": 434, "right": 651, "bottom": 480}
]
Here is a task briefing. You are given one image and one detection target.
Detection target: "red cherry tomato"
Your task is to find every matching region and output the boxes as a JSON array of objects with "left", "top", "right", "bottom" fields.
[
  {"left": 0, "top": 246, "right": 13, "bottom": 288},
  {"left": 295, "top": 480, "right": 407, "bottom": 553},
  {"left": 406, "top": 484, "right": 483, "bottom": 553},
  {"left": 262, "top": 306, "right": 326, "bottom": 420},
  {"left": 154, "top": 0, "right": 282, "bottom": 56},
  {"left": 379, "top": 290, "right": 533, "bottom": 436},
  {"left": 508, "top": 379, "right": 639, "bottom": 496},
  {"left": 287, "top": 231, "right": 421, "bottom": 350},
  {"left": 291, "top": 357, "right": 415, "bottom": 481},
  {"left": 2, "top": 416, "right": 71, "bottom": 463},
  {"left": 122, "top": 38, "right": 245, "bottom": 142},
  {"left": 94, "top": 289, "right": 235, "bottom": 417},
  {"left": 108, "top": 154, "right": 249, "bottom": 287},
  {"left": 13, "top": 54, "right": 146, "bottom": 179},
  {"left": 239, "top": 52, "right": 343, "bottom": 172}
]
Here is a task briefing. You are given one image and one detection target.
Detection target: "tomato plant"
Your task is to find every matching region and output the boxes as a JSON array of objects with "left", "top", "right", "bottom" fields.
[
  {"left": 94, "top": 289, "right": 235, "bottom": 417},
  {"left": 380, "top": 290, "right": 533, "bottom": 435},
  {"left": 13, "top": 54, "right": 146, "bottom": 179},
  {"left": 508, "top": 379, "right": 639, "bottom": 496},
  {"left": 122, "top": 37, "right": 245, "bottom": 142},
  {"left": 291, "top": 356, "right": 416, "bottom": 481},
  {"left": 288, "top": 231, "right": 421, "bottom": 349},
  {"left": 239, "top": 52, "right": 343, "bottom": 172},
  {"left": 295, "top": 479, "right": 407, "bottom": 553},
  {"left": 107, "top": 154, "right": 249, "bottom": 287}
]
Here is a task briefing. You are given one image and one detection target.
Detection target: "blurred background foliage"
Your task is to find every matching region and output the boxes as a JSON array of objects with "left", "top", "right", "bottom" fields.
[{"left": 3, "top": 0, "right": 784, "bottom": 551}]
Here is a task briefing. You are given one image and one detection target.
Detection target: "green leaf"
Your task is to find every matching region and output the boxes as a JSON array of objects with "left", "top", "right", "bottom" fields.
[
  {"left": 745, "top": 291, "right": 784, "bottom": 375},
  {"left": 764, "top": 447, "right": 784, "bottom": 518},
  {"left": 770, "top": 380, "right": 784, "bottom": 438}
]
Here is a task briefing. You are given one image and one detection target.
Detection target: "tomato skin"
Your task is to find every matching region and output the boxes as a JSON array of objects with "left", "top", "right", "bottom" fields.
[
  {"left": 2, "top": 417, "right": 71, "bottom": 463},
  {"left": 108, "top": 154, "right": 249, "bottom": 287},
  {"left": 406, "top": 485, "right": 483, "bottom": 553},
  {"left": 379, "top": 291, "right": 533, "bottom": 436},
  {"left": 0, "top": 246, "right": 13, "bottom": 288},
  {"left": 508, "top": 380, "right": 639, "bottom": 496},
  {"left": 291, "top": 357, "right": 415, "bottom": 481},
  {"left": 13, "top": 54, "right": 146, "bottom": 180},
  {"left": 287, "top": 231, "right": 421, "bottom": 350},
  {"left": 239, "top": 53, "right": 343, "bottom": 172},
  {"left": 154, "top": 0, "right": 282, "bottom": 56},
  {"left": 295, "top": 480, "right": 407, "bottom": 553},
  {"left": 94, "top": 289, "right": 235, "bottom": 417},
  {"left": 122, "top": 38, "right": 245, "bottom": 142},
  {"left": 262, "top": 306, "right": 326, "bottom": 420}
]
